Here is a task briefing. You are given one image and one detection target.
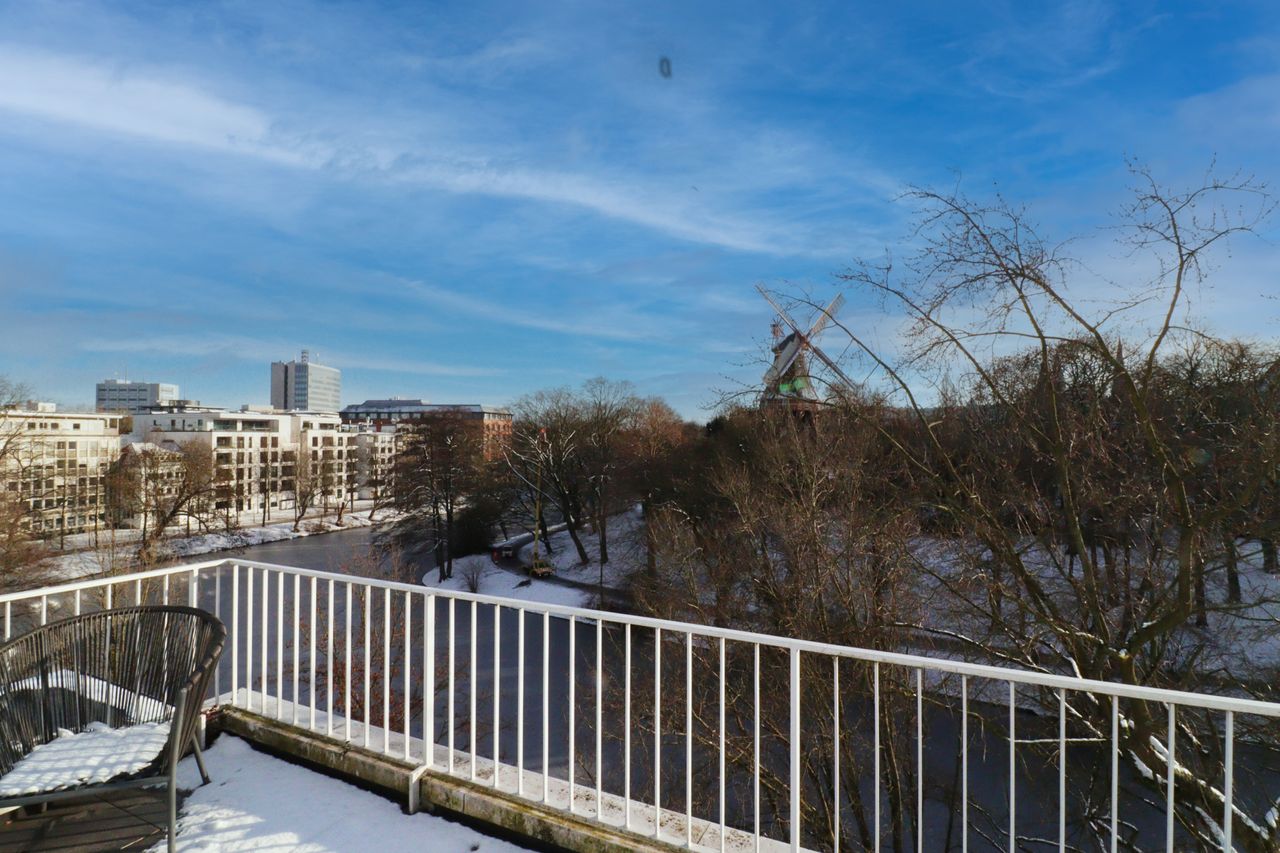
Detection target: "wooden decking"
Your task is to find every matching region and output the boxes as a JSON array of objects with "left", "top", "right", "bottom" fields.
[{"left": 0, "top": 789, "right": 177, "bottom": 852}]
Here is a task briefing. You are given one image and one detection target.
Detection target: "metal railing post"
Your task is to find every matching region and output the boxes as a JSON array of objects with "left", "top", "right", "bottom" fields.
[
  {"left": 790, "top": 647, "right": 800, "bottom": 853},
  {"left": 517, "top": 607, "right": 524, "bottom": 794},
  {"left": 231, "top": 564, "right": 239, "bottom": 706},
  {"left": 655, "top": 627, "right": 662, "bottom": 838}
]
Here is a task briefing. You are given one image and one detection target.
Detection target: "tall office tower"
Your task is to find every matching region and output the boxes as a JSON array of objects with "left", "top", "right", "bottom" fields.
[
  {"left": 96, "top": 380, "right": 180, "bottom": 412},
  {"left": 270, "top": 350, "right": 341, "bottom": 412}
]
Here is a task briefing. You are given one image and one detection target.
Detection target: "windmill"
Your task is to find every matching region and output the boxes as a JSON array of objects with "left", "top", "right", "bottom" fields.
[{"left": 757, "top": 285, "right": 856, "bottom": 409}]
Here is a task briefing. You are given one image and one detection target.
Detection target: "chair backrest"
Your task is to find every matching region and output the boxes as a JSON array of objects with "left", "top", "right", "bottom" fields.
[{"left": 0, "top": 606, "right": 226, "bottom": 778}]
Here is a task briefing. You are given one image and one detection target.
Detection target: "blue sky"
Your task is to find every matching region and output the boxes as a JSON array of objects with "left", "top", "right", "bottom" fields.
[{"left": 1, "top": 1, "right": 1278, "bottom": 419}]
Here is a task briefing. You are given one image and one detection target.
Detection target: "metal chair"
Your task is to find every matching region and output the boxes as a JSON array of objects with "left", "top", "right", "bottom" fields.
[{"left": 0, "top": 605, "right": 226, "bottom": 851}]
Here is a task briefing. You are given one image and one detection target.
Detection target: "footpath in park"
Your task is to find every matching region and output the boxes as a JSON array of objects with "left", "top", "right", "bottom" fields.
[{"left": 427, "top": 507, "right": 644, "bottom": 610}]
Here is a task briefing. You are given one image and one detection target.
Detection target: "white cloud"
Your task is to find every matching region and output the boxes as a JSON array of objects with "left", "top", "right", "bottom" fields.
[
  {"left": 1177, "top": 73, "right": 1280, "bottom": 139},
  {"left": 395, "top": 156, "right": 839, "bottom": 256},
  {"left": 0, "top": 44, "right": 869, "bottom": 257},
  {"left": 0, "top": 46, "right": 310, "bottom": 165},
  {"left": 78, "top": 333, "right": 500, "bottom": 377},
  {"left": 394, "top": 277, "right": 669, "bottom": 342}
]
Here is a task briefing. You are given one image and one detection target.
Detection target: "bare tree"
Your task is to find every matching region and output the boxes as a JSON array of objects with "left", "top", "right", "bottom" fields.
[
  {"left": 510, "top": 387, "right": 593, "bottom": 565},
  {"left": 0, "top": 379, "right": 67, "bottom": 561},
  {"left": 0, "top": 410, "right": 53, "bottom": 591},
  {"left": 621, "top": 397, "right": 691, "bottom": 575},
  {"left": 292, "top": 449, "right": 318, "bottom": 532},
  {"left": 0, "top": 376, "right": 30, "bottom": 466},
  {"left": 510, "top": 379, "right": 653, "bottom": 572},
  {"left": 815, "top": 163, "right": 1279, "bottom": 848},
  {"left": 131, "top": 440, "right": 217, "bottom": 565},
  {"left": 578, "top": 378, "right": 641, "bottom": 569},
  {"left": 629, "top": 400, "right": 927, "bottom": 850},
  {"left": 387, "top": 411, "right": 483, "bottom": 581}
]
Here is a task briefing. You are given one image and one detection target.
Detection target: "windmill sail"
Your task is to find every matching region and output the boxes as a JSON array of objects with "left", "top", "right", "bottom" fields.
[{"left": 807, "top": 293, "right": 844, "bottom": 340}]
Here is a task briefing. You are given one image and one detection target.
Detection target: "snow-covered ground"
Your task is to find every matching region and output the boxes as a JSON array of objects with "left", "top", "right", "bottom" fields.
[
  {"left": 156, "top": 734, "right": 526, "bottom": 852},
  {"left": 424, "top": 507, "right": 647, "bottom": 609},
  {"left": 429, "top": 553, "right": 594, "bottom": 607},
  {"left": 906, "top": 534, "right": 1280, "bottom": 682},
  {"left": 516, "top": 505, "right": 646, "bottom": 589}
]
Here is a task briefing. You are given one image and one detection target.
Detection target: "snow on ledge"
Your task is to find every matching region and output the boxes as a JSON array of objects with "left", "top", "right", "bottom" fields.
[{"left": 157, "top": 735, "right": 528, "bottom": 852}]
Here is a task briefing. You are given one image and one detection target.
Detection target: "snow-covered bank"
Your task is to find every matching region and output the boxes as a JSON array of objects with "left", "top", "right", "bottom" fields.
[
  {"left": 51, "top": 508, "right": 403, "bottom": 581},
  {"left": 424, "top": 507, "right": 647, "bottom": 609},
  {"left": 428, "top": 553, "right": 594, "bottom": 607},
  {"left": 516, "top": 505, "right": 645, "bottom": 589}
]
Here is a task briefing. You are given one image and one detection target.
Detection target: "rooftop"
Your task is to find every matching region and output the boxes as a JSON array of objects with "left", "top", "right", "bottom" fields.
[{"left": 341, "top": 399, "right": 510, "bottom": 415}]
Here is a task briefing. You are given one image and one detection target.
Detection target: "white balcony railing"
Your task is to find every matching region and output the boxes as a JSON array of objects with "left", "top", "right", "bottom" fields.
[{"left": 3, "top": 559, "right": 1279, "bottom": 852}]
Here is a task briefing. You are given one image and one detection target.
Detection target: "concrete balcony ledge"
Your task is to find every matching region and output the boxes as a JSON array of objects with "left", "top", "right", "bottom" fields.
[{"left": 213, "top": 704, "right": 799, "bottom": 853}]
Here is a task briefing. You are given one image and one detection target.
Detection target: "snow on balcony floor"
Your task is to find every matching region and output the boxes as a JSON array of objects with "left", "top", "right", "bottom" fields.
[{"left": 153, "top": 734, "right": 529, "bottom": 852}]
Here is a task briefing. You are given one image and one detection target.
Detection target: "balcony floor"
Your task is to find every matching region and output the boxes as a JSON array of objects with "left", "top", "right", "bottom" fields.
[
  {"left": 0, "top": 788, "right": 169, "bottom": 852},
  {"left": 1, "top": 735, "right": 530, "bottom": 852}
]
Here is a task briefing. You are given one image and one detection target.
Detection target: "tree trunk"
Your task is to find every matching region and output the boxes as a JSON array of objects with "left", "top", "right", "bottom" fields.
[
  {"left": 565, "top": 518, "right": 590, "bottom": 565},
  {"left": 1224, "top": 534, "right": 1241, "bottom": 604},
  {"left": 643, "top": 498, "right": 657, "bottom": 577},
  {"left": 1262, "top": 537, "right": 1278, "bottom": 574},
  {"left": 539, "top": 511, "right": 555, "bottom": 555},
  {"left": 884, "top": 714, "right": 907, "bottom": 853},
  {"left": 1194, "top": 552, "right": 1208, "bottom": 628},
  {"left": 445, "top": 500, "right": 455, "bottom": 579},
  {"left": 433, "top": 498, "right": 446, "bottom": 579}
]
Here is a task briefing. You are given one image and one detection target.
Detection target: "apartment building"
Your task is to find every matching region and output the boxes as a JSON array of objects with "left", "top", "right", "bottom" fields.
[
  {"left": 340, "top": 399, "right": 511, "bottom": 460},
  {"left": 0, "top": 397, "right": 384, "bottom": 539},
  {"left": 131, "top": 409, "right": 355, "bottom": 520},
  {"left": 111, "top": 441, "right": 191, "bottom": 530},
  {"left": 132, "top": 410, "right": 289, "bottom": 519},
  {"left": 96, "top": 380, "right": 180, "bottom": 412},
  {"left": 351, "top": 426, "right": 401, "bottom": 501},
  {"left": 0, "top": 409, "right": 124, "bottom": 537},
  {"left": 292, "top": 413, "right": 358, "bottom": 513}
]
